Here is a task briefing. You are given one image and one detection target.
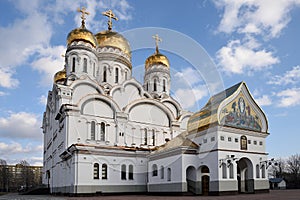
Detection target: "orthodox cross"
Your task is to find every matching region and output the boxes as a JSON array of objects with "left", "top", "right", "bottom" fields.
[
  {"left": 77, "top": 7, "right": 90, "bottom": 28},
  {"left": 102, "top": 10, "right": 118, "bottom": 31},
  {"left": 152, "top": 34, "right": 162, "bottom": 54}
]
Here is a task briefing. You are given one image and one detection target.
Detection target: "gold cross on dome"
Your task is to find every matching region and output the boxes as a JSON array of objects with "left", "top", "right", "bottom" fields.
[
  {"left": 77, "top": 7, "right": 90, "bottom": 28},
  {"left": 102, "top": 9, "right": 118, "bottom": 31},
  {"left": 152, "top": 34, "right": 162, "bottom": 54}
]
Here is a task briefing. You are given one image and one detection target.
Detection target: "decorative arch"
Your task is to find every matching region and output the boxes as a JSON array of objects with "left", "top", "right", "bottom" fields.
[
  {"left": 237, "top": 157, "right": 254, "bottom": 193},
  {"left": 124, "top": 99, "right": 175, "bottom": 127},
  {"left": 161, "top": 97, "right": 183, "bottom": 118},
  {"left": 110, "top": 79, "right": 145, "bottom": 96},
  {"left": 71, "top": 79, "right": 105, "bottom": 95},
  {"left": 186, "top": 165, "right": 198, "bottom": 194},
  {"left": 78, "top": 94, "right": 121, "bottom": 118}
]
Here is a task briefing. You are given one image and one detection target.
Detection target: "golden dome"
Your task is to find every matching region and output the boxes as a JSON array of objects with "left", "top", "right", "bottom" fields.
[
  {"left": 95, "top": 30, "right": 131, "bottom": 58},
  {"left": 67, "top": 28, "right": 97, "bottom": 48},
  {"left": 145, "top": 52, "right": 170, "bottom": 70},
  {"left": 54, "top": 69, "right": 66, "bottom": 83}
]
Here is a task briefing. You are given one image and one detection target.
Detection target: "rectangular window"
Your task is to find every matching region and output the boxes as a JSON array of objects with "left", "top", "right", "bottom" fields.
[
  {"left": 248, "top": 140, "right": 251, "bottom": 144},
  {"left": 167, "top": 168, "right": 171, "bottom": 181},
  {"left": 121, "top": 164, "right": 126, "bottom": 180},
  {"left": 228, "top": 137, "right": 232, "bottom": 142},
  {"left": 220, "top": 136, "right": 225, "bottom": 141},
  {"left": 254, "top": 141, "right": 257, "bottom": 145},
  {"left": 102, "top": 164, "right": 107, "bottom": 180},
  {"left": 203, "top": 138, "right": 207, "bottom": 143},
  {"left": 235, "top": 138, "right": 238, "bottom": 143},
  {"left": 128, "top": 165, "right": 133, "bottom": 180},
  {"left": 259, "top": 141, "right": 263, "bottom": 145},
  {"left": 211, "top": 137, "right": 215, "bottom": 142}
]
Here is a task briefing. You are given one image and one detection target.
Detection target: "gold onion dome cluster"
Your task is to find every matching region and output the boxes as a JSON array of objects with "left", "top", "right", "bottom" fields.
[
  {"left": 54, "top": 68, "right": 66, "bottom": 83},
  {"left": 67, "top": 27, "right": 97, "bottom": 48},
  {"left": 145, "top": 50, "right": 170, "bottom": 70},
  {"left": 95, "top": 30, "right": 131, "bottom": 58}
]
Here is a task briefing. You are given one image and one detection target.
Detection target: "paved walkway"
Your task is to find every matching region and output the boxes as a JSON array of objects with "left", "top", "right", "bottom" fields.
[{"left": 1, "top": 190, "right": 299, "bottom": 200}]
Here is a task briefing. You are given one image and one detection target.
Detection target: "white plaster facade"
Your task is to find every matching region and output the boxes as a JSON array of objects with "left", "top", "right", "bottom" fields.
[{"left": 42, "top": 18, "right": 270, "bottom": 196}]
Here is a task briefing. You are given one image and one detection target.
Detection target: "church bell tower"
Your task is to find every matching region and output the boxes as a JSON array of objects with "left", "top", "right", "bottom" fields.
[{"left": 144, "top": 34, "right": 170, "bottom": 99}]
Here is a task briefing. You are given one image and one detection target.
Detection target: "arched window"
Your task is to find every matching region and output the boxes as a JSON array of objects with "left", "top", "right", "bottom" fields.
[
  {"left": 129, "top": 164, "right": 133, "bottom": 180},
  {"left": 167, "top": 168, "right": 171, "bottom": 181},
  {"left": 125, "top": 71, "right": 128, "bottom": 80},
  {"left": 91, "top": 121, "right": 96, "bottom": 140},
  {"left": 121, "top": 164, "right": 126, "bottom": 180},
  {"left": 103, "top": 66, "right": 107, "bottom": 82},
  {"left": 93, "top": 163, "right": 99, "bottom": 179},
  {"left": 100, "top": 122, "right": 105, "bottom": 141},
  {"left": 163, "top": 79, "right": 166, "bottom": 92},
  {"left": 72, "top": 57, "right": 76, "bottom": 72},
  {"left": 241, "top": 135, "right": 247, "bottom": 150},
  {"left": 102, "top": 164, "right": 107, "bottom": 179},
  {"left": 160, "top": 166, "right": 164, "bottom": 179},
  {"left": 152, "top": 130, "right": 155, "bottom": 146},
  {"left": 152, "top": 164, "right": 158, "bottom": 176},
  {"left": 153, "top": 79, "right": 157, "bottom": 91},
  {"left": 144, "top": 128, "right": 147, "bottom": 145},
  {"left": 261, "top": 164, "right": 266, "bottom": 178},
  {"left": 115, "top": 68, "right": 119, "bottom": 83},
  {"left": 83, "top": 58, "right": 87, "bottom": 72},
  {"left": 229, "top": 163, "right": 234, "bottom": 179},
  {"left": 146, "top": 82, "right": 148, "bottom": 91},
  {"left": 222, "top": 163, "right": 227, "bottom": 179},
  {"left": 256, "top": 164, "right": 260, "bottom": 178}
]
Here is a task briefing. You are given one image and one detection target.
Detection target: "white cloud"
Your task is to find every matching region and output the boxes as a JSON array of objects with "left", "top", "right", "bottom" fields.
[
  {"left": 0, "top": 2, "right": 52, "bottom": 89},
  {"left": 276, "top": 88, "right": 300, "bottom": 107},
  {"left": 0, "top": 91, "right": 8, "bottom": 96},
  {"left": 0, "top": 112, "right": 42, "bottom": 140},
  {"left": 0, "top": 142, "right": 42, "bottom": 165},
  {"left": 174, "top": 67, "right": 203, "bottom": 86},
  {"left": 39, "top": 95, "right": 47, "bottom": 106},
  {"left": 268, "top": 65, "right": 300, "bottom": 85},
  {"left": 0, "top": 68, "right": 19, "bottom": 88},
  {"left": 216, "top": 39, "right": 279, "bottom": 74},
  {"left": 47, "top": 0, "right": 133, "bottom": 31},
  {"left": 255, "top": 95, "right": 272, "bottom": 106},
  {"left": 174, "top": 85, "right": 208, "bottom": 110},
  {"left": 30, "top": 45, "right": 66, "bottom": 87},
  {"left": 214, "top": 0, "right": 300, "bottom": 38}
]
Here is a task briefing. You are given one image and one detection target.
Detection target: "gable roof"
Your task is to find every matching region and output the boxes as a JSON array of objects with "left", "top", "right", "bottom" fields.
[
  {"left": 154, "top": 131, "right": 199, "bottom": 153},
  {"left": 269, "top": 178, "right": 285, "bottom": 183},
  {"left": 187, "top": 81, "right": 268, "bottom": 134}
]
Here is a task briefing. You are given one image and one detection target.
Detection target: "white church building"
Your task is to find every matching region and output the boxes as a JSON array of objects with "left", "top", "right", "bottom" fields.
[{"left": 42, "top": 8, "right": 270, "bottom": 195}]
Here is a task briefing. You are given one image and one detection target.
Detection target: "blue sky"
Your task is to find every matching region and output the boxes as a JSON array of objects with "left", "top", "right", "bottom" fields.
[{"left": 0, "top": 0, "right": 300, "bottom": 165}]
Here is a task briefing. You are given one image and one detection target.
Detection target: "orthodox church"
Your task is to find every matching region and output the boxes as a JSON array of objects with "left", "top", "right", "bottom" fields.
[{"left": 42, "top": 8, "right": 270, "bottom": 195}]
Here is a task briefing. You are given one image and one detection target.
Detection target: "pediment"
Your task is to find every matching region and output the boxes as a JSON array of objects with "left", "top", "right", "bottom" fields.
[{"left": 218, "top": 82, "right": 268, "bottom": 133}]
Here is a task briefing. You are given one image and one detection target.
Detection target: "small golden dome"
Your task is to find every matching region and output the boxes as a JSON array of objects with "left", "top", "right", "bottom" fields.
[
  {"left": 95, "top": 30, "right": 131, "bottom": 58},
  {"left": 145, "top": 52, "right": 170, "bottom": 70},
  {"left": 67, "top": 28, "right": 97, "bottom": 48},
  {"left": 54, "top": 69, "right": 66, "bottom": 83}
]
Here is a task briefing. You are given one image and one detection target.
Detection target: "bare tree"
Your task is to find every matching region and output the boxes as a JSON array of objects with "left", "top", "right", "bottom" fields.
[
  {"left": 18, "top": 160, "right": 34, "bottom": 191},
  {"left": 286, "top": 154, "right": 300, "bottom": 188},
  {"left": 270, "top": 158, "right": 286, "bottom": 178},
  {"left": 0, "top": 159, "right": 8, "bottom": 192},
  {"left": 286, "top": 154, "right": 300, "bottom": 176}
]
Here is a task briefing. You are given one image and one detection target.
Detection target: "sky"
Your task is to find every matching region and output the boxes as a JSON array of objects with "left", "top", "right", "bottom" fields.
[{"left": 0, "top": 0, "right": 300, "bottom": 166}]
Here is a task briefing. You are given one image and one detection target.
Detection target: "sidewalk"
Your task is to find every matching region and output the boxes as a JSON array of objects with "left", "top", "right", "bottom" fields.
[{"left": 1, "top": 190, "right": 299, "bottom": 200}]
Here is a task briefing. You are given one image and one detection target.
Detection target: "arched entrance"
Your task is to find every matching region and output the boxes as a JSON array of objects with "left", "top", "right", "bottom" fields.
[
  {"left": 186, "top": 166, "right": 197, "bottom": 194},
  {"left": 237, "top": 158, "right": 254, "bottom": 193},
  {"left": 46, "top": 170, "right": 50, "bottom": 189},
  {"left": 200, "top": 166, "right": 210, "bottom": 196}
]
